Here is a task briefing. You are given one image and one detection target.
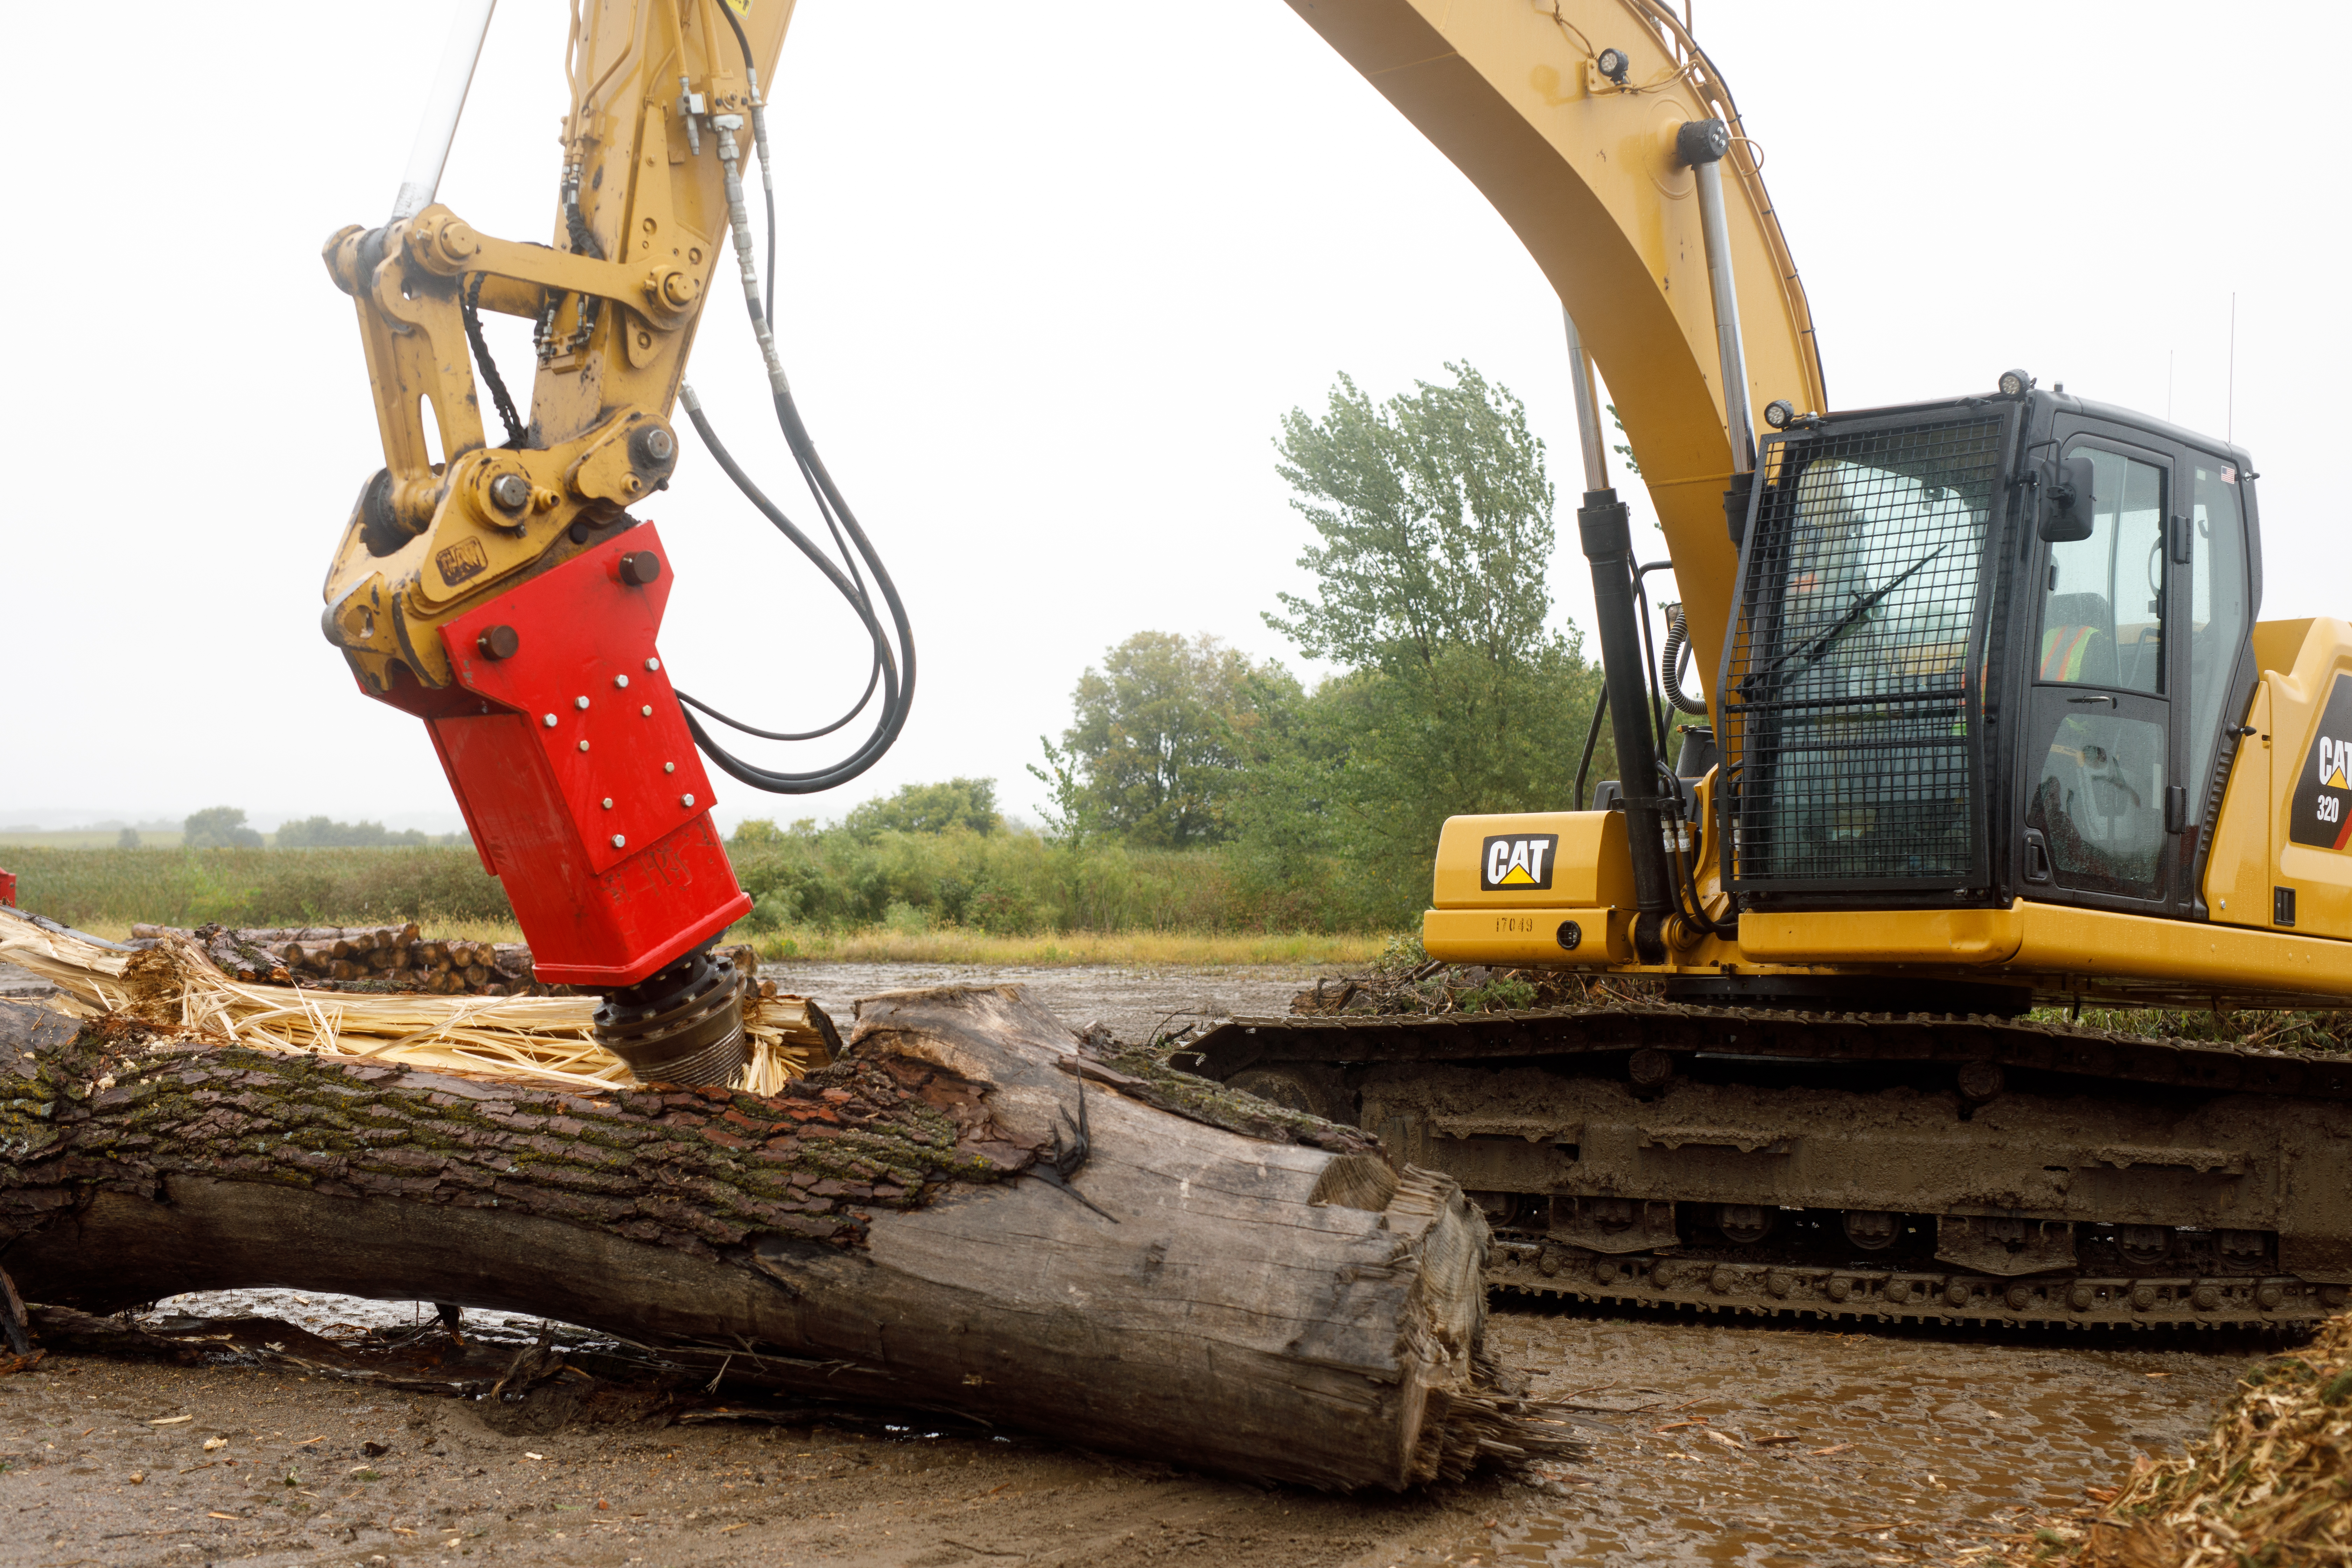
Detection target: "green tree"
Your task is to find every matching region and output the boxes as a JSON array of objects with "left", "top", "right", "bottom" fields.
[
  {"left": 841, "top": 778, "right": 1001, "bottom": 841},
  {"left": 1054, "top": 632, "right": 1299, "bottom": 849},
  {"left": 1250, "top": 363, "right": 1612, "bottom": 922},
  {"left": 116, "top": 827, "right": 140, "bottom": 850},
  {"left": 182, "top": 806, "right": 263, "bottom": 850}
]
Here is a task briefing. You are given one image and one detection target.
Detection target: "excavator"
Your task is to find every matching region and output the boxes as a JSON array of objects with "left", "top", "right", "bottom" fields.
[{"left": 323, "top": 0, "right": 2352, "bottom": 1331}]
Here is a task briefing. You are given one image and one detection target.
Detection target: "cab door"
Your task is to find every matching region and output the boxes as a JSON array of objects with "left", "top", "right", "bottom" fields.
[{"left": 2018, "top": 428, "right": 2183, "bottom": 913}]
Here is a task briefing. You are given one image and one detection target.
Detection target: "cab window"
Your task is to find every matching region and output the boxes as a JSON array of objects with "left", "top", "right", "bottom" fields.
[
  {"left": 2186, "top": 460, "right": 2252, "bottom": 800},
  {"left": 2038, "top": 449, "right": 2165, "bottom": 695}
]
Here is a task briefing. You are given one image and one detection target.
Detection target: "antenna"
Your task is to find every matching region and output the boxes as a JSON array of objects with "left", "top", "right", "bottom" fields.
[{"left": 2227, "top": 292, "right": 2237, "bottom": 446}]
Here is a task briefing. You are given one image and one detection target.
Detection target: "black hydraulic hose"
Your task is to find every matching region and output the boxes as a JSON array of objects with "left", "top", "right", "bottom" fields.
[
  {"left": 676, "top": 394, "right": 916, "bottom": 787},
  {"left": 1659, "top": 604, "right": 1708, "bottom": 716},
  {"left": 1576, "top": 491, "right": 1674, "bottom": 952},
  {"left": 679, "top": 669, "right": 879, "bottom": 743},
  {"left": 1573, "top": 685, "right": 1609, "bottom": 814},
  {"left": 712, "top": 0, "right": 779, "bottom": 332},
  {"left": 461, "top": 274, "right": 527, "bottom": 447},
  {"left": 672, "top": 5, "right": 916, "bottom": 794},
  {"left": 1630, "top": 571, "right": 1738, "bottom": 940},
  {"left": 1631, "top": 566, "right": 1677, "bottom": 765},
  {"left": 681, "top": 444, "right": 914, "bottom": 792}
]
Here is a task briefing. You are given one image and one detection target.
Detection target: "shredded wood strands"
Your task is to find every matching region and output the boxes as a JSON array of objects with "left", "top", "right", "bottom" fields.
[
  {"left": 0, "top": 909, "right": 828, "bottom": 1094},
  {"left": 1986, "top": 1314, "right": 2352, "bottom": 1566}
]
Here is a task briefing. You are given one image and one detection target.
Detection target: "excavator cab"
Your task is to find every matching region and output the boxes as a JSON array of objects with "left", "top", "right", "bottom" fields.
[{"left": 1724, "top": 388, "right": 2259, "bottom": 937}]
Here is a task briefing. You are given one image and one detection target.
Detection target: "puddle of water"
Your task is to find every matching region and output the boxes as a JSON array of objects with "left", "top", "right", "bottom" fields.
[{"left": 1484, "top": 1301, "right": 2269, "bottom": 1566}]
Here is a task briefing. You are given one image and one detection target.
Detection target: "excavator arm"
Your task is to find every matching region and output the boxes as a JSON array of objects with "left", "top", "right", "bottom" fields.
[
  {"left": 1289, "top": 0, "right": 1827, "bottom": 698},
  {"left": 320, "top": 0, "right": 1814, "bottom": 1083}
]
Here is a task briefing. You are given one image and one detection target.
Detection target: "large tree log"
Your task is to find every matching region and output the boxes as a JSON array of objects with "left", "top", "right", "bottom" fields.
[{"left": 0, "top": 986, "right": 1566, "bottom": 1490}]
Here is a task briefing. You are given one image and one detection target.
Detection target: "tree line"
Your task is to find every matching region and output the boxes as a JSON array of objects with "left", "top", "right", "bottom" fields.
[{"left": 737, "top": 362, "right": 1625, "bottom": 931}]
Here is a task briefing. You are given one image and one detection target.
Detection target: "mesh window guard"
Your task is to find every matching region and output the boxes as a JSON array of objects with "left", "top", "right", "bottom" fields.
[{"left": 1723, "top": 414, "right": 2005, "bottom": 891}]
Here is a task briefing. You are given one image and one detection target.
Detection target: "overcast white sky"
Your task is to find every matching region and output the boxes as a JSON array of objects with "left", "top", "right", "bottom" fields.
[{"left": 4, "top": 2, "right": 2344, "bottom": 833}]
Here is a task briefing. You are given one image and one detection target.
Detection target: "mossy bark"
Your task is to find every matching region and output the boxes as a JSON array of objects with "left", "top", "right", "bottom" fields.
[
  {"left": 0, "top": 989, "right": 1567, "bottom": 1490},
  {"left": 1, "top": 1007, "right": 1021, "bottom": 1268}
]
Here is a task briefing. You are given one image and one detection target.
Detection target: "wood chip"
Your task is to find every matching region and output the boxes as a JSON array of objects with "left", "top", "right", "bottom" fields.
[
  {"left": 1751, "top": 1434, "right": 1805, "bottom": 1446},
  {"left": 1809, "top": 1443, "right": 1856, "bottom": 1456},
  {"left": 147, "top": 1416, "right": 192, "bottom": 1426}
]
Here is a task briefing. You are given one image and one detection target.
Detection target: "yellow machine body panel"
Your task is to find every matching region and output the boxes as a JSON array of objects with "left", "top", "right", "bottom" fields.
[
  {"left": 1430, "top": 812, "right": 1637, "bottom": 909},
  {"left": 2208, "top": 617, "right": 2352, "bottom": 942}
]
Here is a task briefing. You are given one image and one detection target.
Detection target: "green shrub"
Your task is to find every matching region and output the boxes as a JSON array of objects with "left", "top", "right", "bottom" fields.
[{"left": 723, "top": 818, "right": 1385, "bottom": 935}]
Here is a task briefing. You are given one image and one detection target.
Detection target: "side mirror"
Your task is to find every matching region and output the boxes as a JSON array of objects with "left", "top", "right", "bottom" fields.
[{"left": 2039, "top": 453, "right": 2097, "bottom": 542}]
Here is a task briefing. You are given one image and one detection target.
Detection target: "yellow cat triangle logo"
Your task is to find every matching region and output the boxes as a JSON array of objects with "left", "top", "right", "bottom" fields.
[
  {"left": 2331, "top": 767, "right": 2348, "bottom": 790},
  {"left": 1498, "top": 864, "right": 1538, "bottom": 886}
]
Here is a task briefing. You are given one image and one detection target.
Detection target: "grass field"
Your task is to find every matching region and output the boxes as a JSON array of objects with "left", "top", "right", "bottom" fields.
[
  {"left": 733, "top": 927, "right": 1387, "bottom": 967},
  {"left": 5, "top": 845, "right": 1392, "bottom": 969},
  {"left": 44, "top": 913, "right": 1377, "bottom": 968},
  {"left": 4, "top": 846, "right": 514, "bottom": 931}
]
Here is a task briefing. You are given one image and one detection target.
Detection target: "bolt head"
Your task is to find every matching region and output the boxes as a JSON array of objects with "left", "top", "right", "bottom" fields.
[
  {"left": 615, "top": 673, "right": 631, "bottom": 689},
  {"left": 476, "top": 624, "right": 520, "bottom": 660},
  {"left": 640, "top": 705, "right": 652, "bottom": 717},
  {"left": 601, "top": 798, "right": 614, "bottom": 810},
  {"left": 575, "top": 695, "right": 590, "bottom": 709},
  {"left": 664, "top": 762, "right": 676, "bottom": 774},
  {"left": 680, "top": 794, "right": 695, "bottom": 808},
  {"left": 630, "top": 425, "right": 677, "bottom": 472},
  {"left": 489, "top": 473, "right": 531, "bottom": 511},
  {"left": 542, "top": 713, "right": 558, "bottom": 728},
  {"left": 578, "top": 740, "right": 591, "bottom": 752},
  {"left": 611, "top": 834, "right": 626, "bottom": 849},
  {"left": 645, "top": 657, "right": 661, "bottom": 672}
]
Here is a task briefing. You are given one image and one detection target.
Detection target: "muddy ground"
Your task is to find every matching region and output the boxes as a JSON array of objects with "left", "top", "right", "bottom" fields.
[
  {"left": 0, "top": 962, "right": 2282, "bottom": 1566},
  {"left": 0, "top": 1296, "right": 2261, "bottom": 1568}
]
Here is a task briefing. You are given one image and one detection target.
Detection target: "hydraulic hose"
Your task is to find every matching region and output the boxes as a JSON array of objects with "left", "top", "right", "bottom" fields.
[
  {"left": 1659, "top": 604, "right": 1709, "bottom": 716},
  {"left": 665, "top": 22, "right": 918, "bottom": 795}
]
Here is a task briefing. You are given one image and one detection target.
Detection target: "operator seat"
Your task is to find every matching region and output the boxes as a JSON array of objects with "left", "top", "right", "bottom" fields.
[{"left": 2039, "top": 592, "right": 2118, "bottom": 686}]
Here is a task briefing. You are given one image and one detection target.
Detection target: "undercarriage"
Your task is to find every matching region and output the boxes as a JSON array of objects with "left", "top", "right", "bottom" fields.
[{"left": 1186, "top": 1002, "right": 2352, "bottom": 1330}]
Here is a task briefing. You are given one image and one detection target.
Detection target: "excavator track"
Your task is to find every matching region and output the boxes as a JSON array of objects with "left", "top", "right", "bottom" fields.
[
  {"left": 1184, "top": 1003, "right": 2352, "bottom": 1331},
  {"left": 1480, "top": 1242, "right": 2329, "bottom": 1332}
]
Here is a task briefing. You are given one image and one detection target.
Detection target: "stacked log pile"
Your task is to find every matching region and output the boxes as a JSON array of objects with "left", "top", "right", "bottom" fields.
[
  {"left": 128, "top": 923, "right": 540, "bottom": 994},
  {"left": 125, "top": 926, "right": 803, "bottom": 1006}
]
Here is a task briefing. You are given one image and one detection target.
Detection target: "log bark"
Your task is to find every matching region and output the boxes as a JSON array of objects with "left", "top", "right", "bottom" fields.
[{"left": 0, "top": 986, "right": 1566, "bottom": 1490}]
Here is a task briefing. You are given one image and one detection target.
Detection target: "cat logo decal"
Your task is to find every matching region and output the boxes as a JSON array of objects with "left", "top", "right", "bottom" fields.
[
  {"left": 2289, "top": 676, "right": 2352, "bottom": 850},
  {"left": 1481, "top": 833, "right": 1559, "bottom": 892}
]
